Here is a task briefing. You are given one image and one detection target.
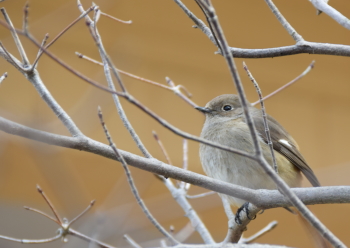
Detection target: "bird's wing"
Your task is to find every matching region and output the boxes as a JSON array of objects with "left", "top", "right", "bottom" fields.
[{"left": 250, "top": 111, "right": 320, "bottom": 187}]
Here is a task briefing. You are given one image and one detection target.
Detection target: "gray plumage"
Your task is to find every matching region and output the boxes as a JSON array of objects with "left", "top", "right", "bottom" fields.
[{"left": 198, "top": 94, "right": 320, "bottom": 207}]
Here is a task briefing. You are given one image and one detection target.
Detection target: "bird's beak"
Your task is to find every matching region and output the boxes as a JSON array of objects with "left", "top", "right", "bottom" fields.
[{"left": 195, "top": 106, "right": 212, "bottom": 113}]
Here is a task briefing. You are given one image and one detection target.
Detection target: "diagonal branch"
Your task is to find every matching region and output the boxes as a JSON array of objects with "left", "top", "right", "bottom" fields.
[
  {"left": 1, "top": 116, "right": 350, "bottom": 209},
  {"left": 264, "top": 0, "right": 304, "bottom": 43},
  {"left": 98, "top": 107, "right": 179, "bottom": 245}
]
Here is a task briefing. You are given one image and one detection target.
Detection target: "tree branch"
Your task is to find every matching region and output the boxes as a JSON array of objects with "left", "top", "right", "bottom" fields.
[
  {"left": 309, "top": 0, "right": 350, "bottom": 30},
  {"left": 1, "top": 116, "right": 350, "bottom": 209}
]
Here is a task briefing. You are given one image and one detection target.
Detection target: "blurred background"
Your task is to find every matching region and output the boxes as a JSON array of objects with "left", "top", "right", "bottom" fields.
[{"left": 0, "top": 0, "right": 349, "bottom": 247}]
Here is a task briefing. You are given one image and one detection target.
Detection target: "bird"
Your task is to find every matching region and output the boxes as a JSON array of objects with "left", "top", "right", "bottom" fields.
[{"left": 197, "top": 94, "right": 320, "bottom": 209}]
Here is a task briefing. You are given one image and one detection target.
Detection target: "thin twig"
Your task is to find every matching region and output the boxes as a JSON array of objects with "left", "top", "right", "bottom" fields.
[
  {"left": 239, "top": 221, "right": 278, "bottom": 244},
  {"left": 76, "top": 52, "right": 197, "bottom": 108},
  {"left": 100, "top": 12, "right": 132, "bottom": 24},
  {"left": 165, "top": 77, "right": 198, "bottom": 108},
  {"left": 68, "top": 228, "right": 116, "bottom": 248},
  {"left": 24, "top": 206, "right": 60, "bottom": 225},
  {"left": 76, "top": 52, "right": 174, "bottom": 90},
  {"left": 186, "top": 191, "right": 215, "bottom": 199},
  {"left": 0, "top": 41, "right": 23, "bottom": 71},
  {"left": 180, "top": 139, "right": 190, "bottom": 190},
  {"left": 152, "top": 131, "right": 173, "bottom": 165},
  {"left": 124, "top": 234, "right": 142, "bottom": 248},
  {"left": 263, "top": 0, "right": 304, "bottom": 43},
  {"left": 172, "top": 0, "right": 218, "bottom": 47},
  {"left": 22, "top": 2, "right": 29, "bottom": 35},
  {"left": 36, "top": 185, "right": 63, "bottom": 224},
  {"left": 98, "top": 107, "right": 179, "bottom": 245},
  {"left": 0, "top": 231, "right": 62, "bottom": 244},
  {"left": 31, "top": 33, "right": 49, "bottom": 69},
  {"left": 243, "top": 62, "right": 278, "bottom": 173},
  {"left": 251, "top": 61, "right": 315, "bottom": 106},
  {"left": 28, "top": 6, "right": 95, "bottom": 71},
  {"left": 0, "top": 72, "right": 7, "bottom": 84},
  {"left": 0, "top": 7, "right": 30, "bottom": 66},
  {"left": 69, "top": 200, "right": 95, "bottom": 226}
]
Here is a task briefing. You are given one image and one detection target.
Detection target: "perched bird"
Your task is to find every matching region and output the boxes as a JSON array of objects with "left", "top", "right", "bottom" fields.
[{"left": 197, "top": 94, "right": 320, "bottom": 208}]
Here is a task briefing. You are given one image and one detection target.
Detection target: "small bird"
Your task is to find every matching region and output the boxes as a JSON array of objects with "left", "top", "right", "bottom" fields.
[{"left": 197, "top": 94, "right": 320, "bottom": 208}]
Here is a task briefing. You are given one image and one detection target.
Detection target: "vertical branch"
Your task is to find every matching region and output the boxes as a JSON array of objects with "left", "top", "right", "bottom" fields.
[
  {"left": 243, "top": 62, "right": 278, "bottom": 173},
  {"left": 263, "top": 0, "right": 304, "bottom": 43},
  {"left": 79, "top": 1, "right": 152, "bottom": 158},
  {"left": 0, "top": 8, "right": 30, "bottom": 66}
]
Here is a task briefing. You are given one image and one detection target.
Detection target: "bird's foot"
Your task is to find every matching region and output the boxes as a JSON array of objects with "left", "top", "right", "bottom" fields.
[{"left": 235, "top": 202, "right": 257, "bottom": 225}]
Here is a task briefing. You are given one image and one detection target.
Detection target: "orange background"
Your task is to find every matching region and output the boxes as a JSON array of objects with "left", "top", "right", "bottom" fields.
[{"left": 0, "top": 0, "right": 349, "bottom": 247}]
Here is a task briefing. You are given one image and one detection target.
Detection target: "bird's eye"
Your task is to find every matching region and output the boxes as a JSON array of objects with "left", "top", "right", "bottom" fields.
[{"left": 222, "top": 105, "right": 232, "bottom": 111}]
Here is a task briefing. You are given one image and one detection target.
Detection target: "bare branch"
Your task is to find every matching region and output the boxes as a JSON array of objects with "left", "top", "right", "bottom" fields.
[
  {"left": 22, "top": 2, "right": 29, "bottom": 34},
  {"left": 79, "top": 2, "right": 152, "bottom": 159},
  {"left": 180, "top": 139, "right": 190, "bottom": 190},
  {"left": 263, "top": 0, "right": 304, "bottom": 42},
  {"left": 0, "top": 7, "right": 30, "bottom": 66},
  {"left": 309, "top": 0, "right": 350, "bottom": 29},
  {"left": 0, "top": 71, "right": 7, "bottom": 84},
  {"left": 98, "top": 107, "right": 179, "bottom": 245},
  {"left": 172, "top": 0, "right": 218, "bottom": 47},
  {"left": 251, "top": 61, "right": 315, "bottom": 106},
  {"left": 186, "top": 191, "right": 215, "bottom": 199},
  {"left": 31, "top": 33, "right": 49, "bottom": 69},
  {"left": 239, "top": 221, "right": 278, "bottom": 244},
  {"left": 28, "top": 6, "right": 95, "bottom": 71},
  {"left": 166, "top": 77, "right": 198, "bottom": 108},
  {"left": 153, "top": 131, "right": 173, "bottom": 165},
  {"left": 243, "top": 62, "right": 278, "bottom": 173},
  {"left": 230, "top": 42, "right": 350, "bottom": 58},
  {"left": 24, "top": 206, "right": 60, "bottom": 225},
  {"left": 224, "top": 204, "right": 261, "bottom": 243},
  {"left": 69, "top": 200, "right": 95, "bottom": 226},
  {"left": 2, "top": 116, "right": 350, "bottom": 209},
  {"left": 36, "top": 185, "right": 63, "bottom": 224},
  {"left": 0, "top": 41, "right": 24, "bottom": 71},
  {"left": 0, "top": 230, "right": 62, "bottom": 244},
  {"left": 68, "top": 228, "right": 116, "bottom": 248},
  {"left": 124, "top": 234, "right": 142, "bottom": 248},
  {"left": 75, "top": 52, "right": 174, "bottom": 90},
  {"left": 222, "top": 197, "right": 236, "bottom": 244},
  {"left": 100, "top": 12, "right": 132, "bottom": 24},
  {"left": 171, "top": 0, "right": 350, "bottom": 58}
]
